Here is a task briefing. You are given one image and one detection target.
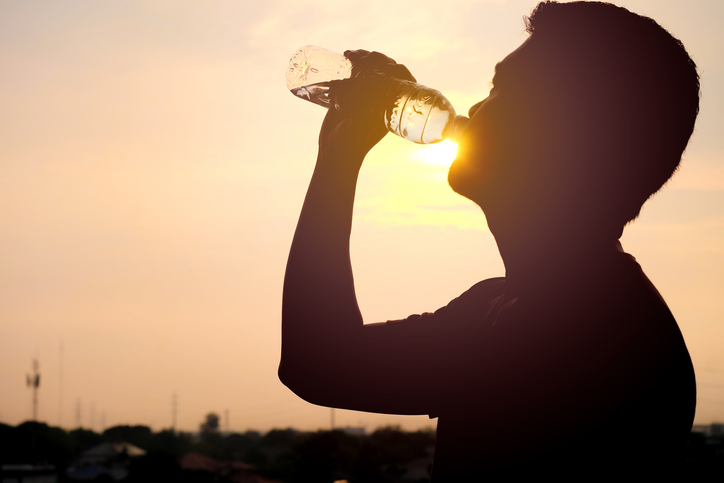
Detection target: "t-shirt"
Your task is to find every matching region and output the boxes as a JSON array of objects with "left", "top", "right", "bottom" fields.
[{"left": 382, "top": 251, "right": 695, "bottom": 480}]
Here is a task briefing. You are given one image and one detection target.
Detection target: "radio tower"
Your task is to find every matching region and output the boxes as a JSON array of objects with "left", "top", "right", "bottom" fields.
[{"left": 26, "top": 358, "right": 40, "bottom": 421}]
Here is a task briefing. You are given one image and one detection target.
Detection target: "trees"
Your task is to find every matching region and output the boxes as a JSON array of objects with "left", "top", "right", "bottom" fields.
[{"left": 199, "top": 413, "right": 220, "bottom": 435}]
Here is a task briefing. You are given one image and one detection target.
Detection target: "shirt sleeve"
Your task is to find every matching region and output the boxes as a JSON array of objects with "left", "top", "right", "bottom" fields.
[{"left": 338, "top": 278, "right": 508, "bottom": 415}]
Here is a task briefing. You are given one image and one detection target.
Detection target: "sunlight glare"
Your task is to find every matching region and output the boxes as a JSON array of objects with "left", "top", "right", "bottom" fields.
[{"left": 411, "top": 139, "right": 459, "bottom": 168}]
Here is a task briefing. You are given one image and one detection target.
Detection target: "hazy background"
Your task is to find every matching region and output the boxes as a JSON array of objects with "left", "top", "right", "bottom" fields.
[{"left": 1, "top": 0, "right": 722, "bottom": 434}]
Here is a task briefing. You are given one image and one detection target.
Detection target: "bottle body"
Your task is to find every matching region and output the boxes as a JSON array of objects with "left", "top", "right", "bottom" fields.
[
  {"left": 287, "top": 45, "right": 468, "bottom": 143},
  {"left": 384, "top": 79, "right": 464, "bottom": 144}
]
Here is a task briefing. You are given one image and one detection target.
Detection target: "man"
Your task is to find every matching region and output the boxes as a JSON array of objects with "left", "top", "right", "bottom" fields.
[{"left": 280, "top": 1, "right": 700, "bottom": 480}]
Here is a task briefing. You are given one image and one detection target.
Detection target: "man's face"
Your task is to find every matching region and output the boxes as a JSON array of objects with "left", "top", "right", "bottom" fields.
[{"left": 448, "top": 38, "right": 553, "bottom": 216}]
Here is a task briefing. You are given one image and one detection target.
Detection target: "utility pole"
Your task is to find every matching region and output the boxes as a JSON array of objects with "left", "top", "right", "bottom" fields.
[
  {"left": 26, "top": 358, "right": 40, "bottom": 421},
  {"left": 90, "top": 402, "right": 96, "bottom": 431},
  {"left": 172, "top": 392, "right": 177, "bottom": 431},
  {"left": 75, "top": 399, "right": 82, "bottom": 428},
  {"left": 59, "top": 340, "right": 64, "bottom": 427}
]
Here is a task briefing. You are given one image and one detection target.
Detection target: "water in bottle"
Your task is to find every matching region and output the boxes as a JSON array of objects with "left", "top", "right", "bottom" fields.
[{"left": 287, "top": 46, "right": 353, "bottom": 108}]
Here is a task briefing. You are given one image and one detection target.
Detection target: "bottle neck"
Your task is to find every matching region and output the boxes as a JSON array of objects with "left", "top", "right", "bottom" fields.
[{"left": 443, "top": 115, "right": 470, "bottom": 143}]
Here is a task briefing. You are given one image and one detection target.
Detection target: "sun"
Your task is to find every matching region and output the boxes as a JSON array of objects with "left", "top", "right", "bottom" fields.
[{"left": 410, "top": 139, "right": 459, "bottom": 168}]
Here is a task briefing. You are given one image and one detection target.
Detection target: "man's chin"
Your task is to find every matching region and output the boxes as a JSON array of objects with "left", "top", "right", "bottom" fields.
[{"left": 447, "top": 160, "right": 482, "bottom": 202}]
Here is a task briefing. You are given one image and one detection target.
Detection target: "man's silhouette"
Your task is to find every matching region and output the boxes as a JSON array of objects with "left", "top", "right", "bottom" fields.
[{"left": 279, "top": 1, "right": 700, "bottom": 480}]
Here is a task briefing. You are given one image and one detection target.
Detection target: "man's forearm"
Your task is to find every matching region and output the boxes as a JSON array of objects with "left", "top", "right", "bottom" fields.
[{"left": 279, "top": 150, "right": 365, "bottom": 393}]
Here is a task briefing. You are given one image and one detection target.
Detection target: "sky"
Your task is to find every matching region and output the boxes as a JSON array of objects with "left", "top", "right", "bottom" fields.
[{"left": 1, "top": 0, "right": 723, "bottom": 434}]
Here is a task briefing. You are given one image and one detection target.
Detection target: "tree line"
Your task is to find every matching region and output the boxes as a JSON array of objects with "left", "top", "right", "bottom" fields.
[
  {"left": 1, "top": 417, "right": 722, "bottom": 482},
  {"left": 0, "top": 417, "right": 436, "bottom": 482}
]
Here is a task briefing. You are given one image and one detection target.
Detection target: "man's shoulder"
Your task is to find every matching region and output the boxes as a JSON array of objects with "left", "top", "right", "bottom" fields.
[{"left": 588, "top": 251, "right": 675, "bottom": 322}]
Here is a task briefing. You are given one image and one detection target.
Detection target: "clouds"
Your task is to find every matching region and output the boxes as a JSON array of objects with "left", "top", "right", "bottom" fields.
[{"left": 245, "top": 0, "right": 521, "bottom": 86}]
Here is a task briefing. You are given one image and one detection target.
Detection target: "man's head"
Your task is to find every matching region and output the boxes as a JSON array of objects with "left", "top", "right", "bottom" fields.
[{"left": 449, "top": 1, "right": 699, "bottom": 241}]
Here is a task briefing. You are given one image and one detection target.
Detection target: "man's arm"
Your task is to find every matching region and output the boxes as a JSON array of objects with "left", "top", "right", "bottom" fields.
[
  {"left": 278, "top": 105, "right": 369, "bottom": 403},
  {"left": 278, "top": 51, "right": 430, "bottom": 413}
]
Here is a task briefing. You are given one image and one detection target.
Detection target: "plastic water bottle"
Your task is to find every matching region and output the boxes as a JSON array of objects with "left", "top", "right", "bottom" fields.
[{"left": 286, "top": 45, "right": 468, "bottom": 144}]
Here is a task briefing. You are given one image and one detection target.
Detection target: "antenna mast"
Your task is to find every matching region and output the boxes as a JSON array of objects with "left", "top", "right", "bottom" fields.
[{"left": 26, "top": 358, "right": 40, "bottom": 421}]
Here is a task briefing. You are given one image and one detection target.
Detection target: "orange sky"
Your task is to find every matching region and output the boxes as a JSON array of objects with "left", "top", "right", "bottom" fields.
[{"left": 1, "top": 0, "right": 723, "bottom": 433}]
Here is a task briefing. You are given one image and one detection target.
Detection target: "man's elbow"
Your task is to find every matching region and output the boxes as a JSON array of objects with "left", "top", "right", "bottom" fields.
[
  {"left": 277, "top": 357, "right": 301, "bottom": 393},
  {"left": 278, "top": 357, "right": 333, "bottom": 407}
]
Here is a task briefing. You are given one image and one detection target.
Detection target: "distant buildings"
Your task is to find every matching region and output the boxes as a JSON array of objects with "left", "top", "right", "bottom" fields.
[{"left": 66, "top": 442, "right": 146, "bottom": 481}]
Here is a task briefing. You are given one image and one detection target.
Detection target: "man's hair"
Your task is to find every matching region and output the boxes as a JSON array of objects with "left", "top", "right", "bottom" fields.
[{"left": 524, "top": 1, "right": 699, "bottom": 227}]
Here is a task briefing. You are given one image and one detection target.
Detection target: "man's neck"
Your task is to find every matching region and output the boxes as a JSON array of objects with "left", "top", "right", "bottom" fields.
[{"left": 495, "top": 230, "right": 624, "bottom": 292}]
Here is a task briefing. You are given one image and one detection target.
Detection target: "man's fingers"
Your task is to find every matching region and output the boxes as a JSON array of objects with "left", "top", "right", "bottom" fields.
[
  {"left": 385, "top": 63, "right": 416, "bottom": 83},
  {"left": 344, "top": 50, "right": 417, "bottom": 83}
]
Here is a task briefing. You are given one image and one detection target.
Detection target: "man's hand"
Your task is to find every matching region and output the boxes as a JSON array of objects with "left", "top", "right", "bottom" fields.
[{"left": 318, "top": 50, "right": 416, "bottom": 165}]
